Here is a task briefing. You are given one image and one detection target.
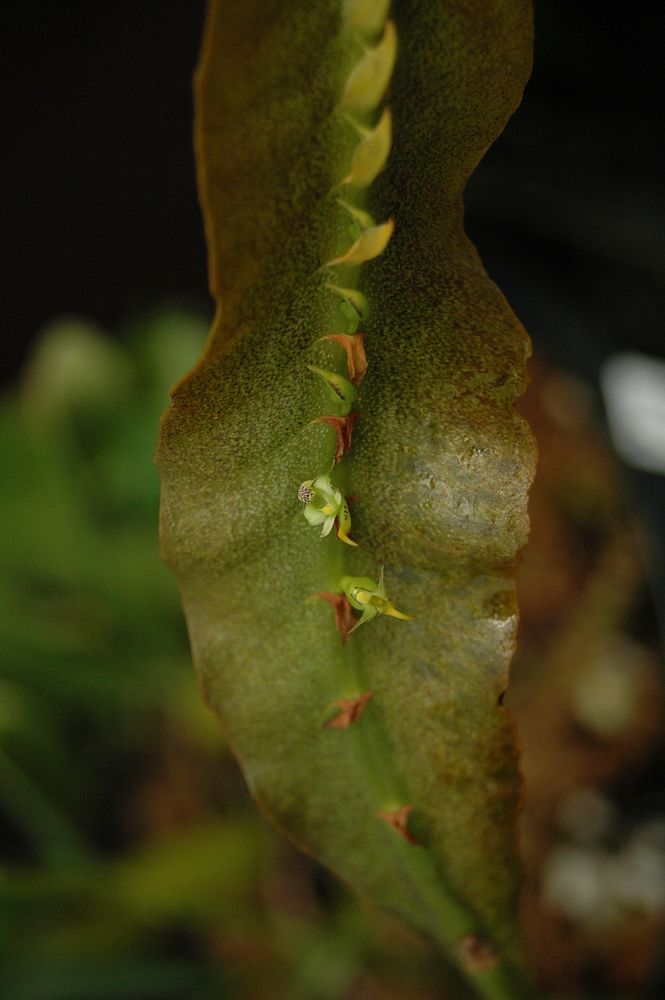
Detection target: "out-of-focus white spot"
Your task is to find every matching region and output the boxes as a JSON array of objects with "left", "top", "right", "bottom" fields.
[
  {"left": 557, "top": 786, "right": 616, "bottom": 844},
  {"left": 572, "top": 637, "right": 648, "bottom": 738},
  {"left": 608, "top": 840, "right": 665, "bottom": 914},
  {"left": 543, "top": 846, "right": 613, "bottom": 923},
  {"left": 600, "top": 352, "right": 665, "bottom": 475},
  {"left": 544, "top": 817, "right": 665, "bottom": 929}
]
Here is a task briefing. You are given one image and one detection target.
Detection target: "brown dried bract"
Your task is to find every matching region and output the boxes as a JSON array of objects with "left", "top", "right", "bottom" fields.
[
  {"left": 324, "top": 691, "right": 374, "bottom": 729},
  {"left": 456, "top": 934, "right": 499, "bottom": 973},
  {"left": 376, "top": 804, "right": 420, "bottom": 845},
  {"left": 312, "top": 591, "right": 356, "bottom": 645},
  {"left": 312, "top": 412, "right": 359, "bottom": 464},
  {"left": 320, "top": 333, "right": 367, "bottom": 384}
]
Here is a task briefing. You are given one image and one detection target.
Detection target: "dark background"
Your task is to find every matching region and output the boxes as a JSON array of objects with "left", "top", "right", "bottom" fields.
[
  {"left": 2, "top": 2, "right": 663, "bottom": 381},
  {"left": 2, "top": 1, "right": 209, "bottom": 381}
]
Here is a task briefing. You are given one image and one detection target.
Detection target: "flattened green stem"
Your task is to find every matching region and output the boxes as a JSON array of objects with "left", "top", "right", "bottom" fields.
[
  {"left": 319, "top": 494, "right": 529, "bottom": 1000},
  {"left": 333, "top": 671, "right": 531, "bottom": 997},
  {"left": 314, "top": 16, "right": 532, "bottom": 998},
  {"left": 323, "top": 595, "right": 532, "bottom": 1000},
  {"left": 170, "top": 2, "right": 535, "bottom": 999},
  {"left": 317, "top": 9, "right": 531, "bottom": 998}
]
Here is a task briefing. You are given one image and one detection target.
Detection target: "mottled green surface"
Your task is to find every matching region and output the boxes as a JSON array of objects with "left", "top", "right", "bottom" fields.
[{"left": 159, "top": 2, "right": 535, "bottom": 996}]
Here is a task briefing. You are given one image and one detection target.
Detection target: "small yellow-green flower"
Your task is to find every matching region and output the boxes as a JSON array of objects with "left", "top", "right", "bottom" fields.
[
  {"left": 297, "top": 473, "right": 357, "bottom": 547},
  {"left": 340, "top": 567, "right": 412, "bottom": 633}
]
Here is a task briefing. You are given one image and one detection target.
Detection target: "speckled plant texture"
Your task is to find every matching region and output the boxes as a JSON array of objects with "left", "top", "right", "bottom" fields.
[{"left": 158, "top": 2, "right": 536, "bottom": 997}]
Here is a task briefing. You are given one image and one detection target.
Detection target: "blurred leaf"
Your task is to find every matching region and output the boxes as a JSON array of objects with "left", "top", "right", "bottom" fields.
[
  {"left": 1, "top": 820, "right": 271, "bottom": 978},
  {"left": 114, "top": 817, "right": 273, "bottom": 926},
  {"left": 19, "top": 318, "right": 132, "bottom": 430}
]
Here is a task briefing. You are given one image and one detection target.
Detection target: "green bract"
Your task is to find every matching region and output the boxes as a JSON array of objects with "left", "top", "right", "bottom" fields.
[{"left": 307, "top": 365, "right": 357, "bottom": 416}]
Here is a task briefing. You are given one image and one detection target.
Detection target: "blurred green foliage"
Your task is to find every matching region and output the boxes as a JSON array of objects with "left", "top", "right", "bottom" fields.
[
  {"left": 0, "top": 311, "right": 207, "bottom": 861},
  {"left": 0, "top": 309, "right": 217, "bottom": 996}
]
